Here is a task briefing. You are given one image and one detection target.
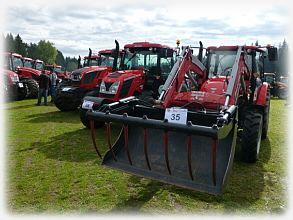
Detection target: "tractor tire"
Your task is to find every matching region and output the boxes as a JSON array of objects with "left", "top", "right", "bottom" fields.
[
  {"left": 17, "top": 84, "right": 28, "bottom": 100},
  {"left": 241, "top": 110, "right": 263, "bottom": 163},
  {"left": 262, "top": 89, "right": 270, "bottom": 139},
  {"left": 55, "top": 92, "right": 80, "bottom": 111},
  {"left": 22, "top": 79, "right": 39, "bottom": 98},
  {"left": 277, "top": 88, "right": 288, "bottom": 99}
]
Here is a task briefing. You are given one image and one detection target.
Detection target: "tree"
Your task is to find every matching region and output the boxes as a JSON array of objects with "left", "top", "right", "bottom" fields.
[
  {"left": 4, "top": 33, "right": 15, "bottom": 52},
  {"left": 55, "top": 50, "right": 66, "bottom": 68},
  {"left": 36, "top": 40, "right": 58, "bottom": 64},
  {"left": 277, "top": 39, "right": 289, "bottom": 77},
  {"left": 27, "top": 43, "right": 39, "bottom": 60},
  {"left": 14, "top": 34, "right": 27, "bottom": 56}
]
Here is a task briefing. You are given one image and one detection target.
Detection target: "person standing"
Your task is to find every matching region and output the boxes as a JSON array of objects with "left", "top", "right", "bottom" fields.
[
  {"left": 49, "top": 69, "right": 58, "bottom": 103},
  {"left": 36, "top": 70, "right": 50, "bottom": 106}
]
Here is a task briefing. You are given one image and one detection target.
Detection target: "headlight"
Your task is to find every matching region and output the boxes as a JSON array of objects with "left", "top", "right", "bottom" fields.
[
  {"left": 109, "top": 81, "right": 120, "bottom": 94},
  {"left": 10, "top": 74, "right": 19, "bottom": 83},
  {"left": 100, "top": 81, "right": 106, "bottom": 92}
]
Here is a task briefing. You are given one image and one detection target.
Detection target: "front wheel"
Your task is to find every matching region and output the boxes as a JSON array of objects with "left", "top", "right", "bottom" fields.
[
  {"left": 241, "top": 110, "right": 263, "bottom": 163},
  {"left": 79, "top": 108, "right": 104, "bottom": 128}
]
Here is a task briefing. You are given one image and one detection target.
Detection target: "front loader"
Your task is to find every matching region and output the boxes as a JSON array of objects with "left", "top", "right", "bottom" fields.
[{"left": 85, "top": 44, "right": 277, "bottom": 194}]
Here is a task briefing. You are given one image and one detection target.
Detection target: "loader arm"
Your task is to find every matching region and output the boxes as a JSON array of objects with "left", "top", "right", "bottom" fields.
[{"left": 159, "top": 46, "right": 207, "bottom": 108}]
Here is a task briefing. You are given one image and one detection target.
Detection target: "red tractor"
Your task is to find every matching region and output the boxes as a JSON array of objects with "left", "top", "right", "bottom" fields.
[
  {"left": 54, "top": 44, "right": 123, "bottom": 112},
  {"left": 4, "top": 52, "right": 40, "bottom": 98},
  {"left": 80, "top": 41, "right": 176, "bottom": 127},
  {"left": 44, "top": 64, "right": 71, "bottom": 81},
  {"left": 84, "top": 43, "right": 277, "bottom": 195},
  {"left": 2, "top": 69, "right": 27, "bottom": 100}
]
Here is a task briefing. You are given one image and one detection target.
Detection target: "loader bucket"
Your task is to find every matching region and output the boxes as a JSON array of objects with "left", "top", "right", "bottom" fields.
[{"left": 87, "top": 110, "right": 237, "bottom": 195}]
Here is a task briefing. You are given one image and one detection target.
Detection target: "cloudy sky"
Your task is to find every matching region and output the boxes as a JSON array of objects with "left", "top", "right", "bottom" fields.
[{"left": 2, "top": 0, "right": 291, "bottom": 58}]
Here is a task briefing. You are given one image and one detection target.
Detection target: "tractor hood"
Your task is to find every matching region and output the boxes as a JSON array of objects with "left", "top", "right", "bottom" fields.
[
  {"left": 4, "top": 69, "right": 17, "bottom": 77},
  {"left": 17, "top": 67, "right": 41, "bottom": 76},
  {"left": 102, "top": 70, "right": 143, "bottom": 83},
  {"left": 72, "top": 66, "right": 110, "bottom": 75},
  {"left": 70, "top": 66, "right": 111, "bottom": 81}
]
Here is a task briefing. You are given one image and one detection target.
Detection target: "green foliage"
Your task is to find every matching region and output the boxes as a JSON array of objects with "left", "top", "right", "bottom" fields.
[
  {"left": 55, "top": 50, "right": 66, "bottom": 68},
  {"left": 27, "top": 43, "right": 39, "bottom": 60},
  {"left": 5, "top": 98, "right": 287, "bottom": 214},
  {"left": 13, "top": 34, "right": 27, "bottom": 56},
  {"left": 36, "top": 40, "right": 58, "bottom": 64}
]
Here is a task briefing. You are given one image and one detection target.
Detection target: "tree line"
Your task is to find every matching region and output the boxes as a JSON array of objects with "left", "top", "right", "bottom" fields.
[
  {"left": 3, "top": 33, "right": 79, "bottom": 71},
  {"left": 3, "top": 33, "right": 289, "bottom": 78}
]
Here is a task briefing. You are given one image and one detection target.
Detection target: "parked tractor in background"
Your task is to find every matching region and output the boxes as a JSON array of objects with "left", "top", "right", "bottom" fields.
[
  {"left": 2, "top": 69, "right": 27, "bottom": 100},
  {"left": 263, "top": 73, "right": 289, "bottom": 99},
  {"left": 4, "top": 52, "right": 39, "bottom": 98},
  {"left": 80, "top": 41, "right": 176, "bottom": 128},
  {"left": 54, "top": 45, "right": 123, "bottom": 112},
  {"left": 84, "top": 43, "right": 277, "bottom": 195}
]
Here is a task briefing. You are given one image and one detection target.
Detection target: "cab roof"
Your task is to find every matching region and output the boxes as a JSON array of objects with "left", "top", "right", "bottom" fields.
[
  {"left": 124, "top": 42, "right": 173, "bottom": 50},
  {"left": 207, "top": 45, "right": 265, "bottom": 52}
]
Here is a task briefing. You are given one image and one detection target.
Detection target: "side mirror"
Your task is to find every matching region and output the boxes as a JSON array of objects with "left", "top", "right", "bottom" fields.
[{"left": 267, "top": 47, "right": 278, "bottom": 61}]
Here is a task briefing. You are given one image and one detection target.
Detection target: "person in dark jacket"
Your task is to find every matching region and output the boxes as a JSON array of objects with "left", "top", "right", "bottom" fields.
[
  {"left": 36, "top": 70, "right": 50, "bottom": 106},
  {"left": 152, "top": 71, "right": 164, "bottom": 99}
]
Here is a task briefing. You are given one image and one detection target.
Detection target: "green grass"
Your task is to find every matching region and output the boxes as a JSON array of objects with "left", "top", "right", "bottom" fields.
[{"left": 4, "top": 98, "right": 288, "bottom": 215}]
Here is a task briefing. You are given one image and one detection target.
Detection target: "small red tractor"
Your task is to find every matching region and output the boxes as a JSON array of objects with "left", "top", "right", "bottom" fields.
[
  {"left": 84, "top": 43, "right": 277, "bottom": 194},
  {"left": 2, "top": 69, "right": 27, "bottom": 100},
  {"left": 80, "top": 41, "right": 176, "bottom": 127},
  {"left": 4, "top": 52, "right": 40, "bottom": 98},
  {"left": 54, "top": 44, "right": 123, "bottom": 112}
]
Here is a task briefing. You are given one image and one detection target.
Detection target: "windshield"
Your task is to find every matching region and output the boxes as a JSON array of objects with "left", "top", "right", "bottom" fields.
[
  {"left": 12, "top": 56, "right": 23, "bottom": 71},
  {"left": 35, "top": 62, "right": 44, "bottom": 71},
  {"left": 207, "top": 50, "right": 237, "bottom": 77},
  {"left": 23, "top": 60, "right": 34, "bottom": 68},
  {"left": 84, "top": 57, "right": 101, "bottom": 67},
  {"left": 264, "top": 75, "right": 275, "bottom": 84},
  {"left": 99, "top": 54, "right": 115, "bottom": 67},
  {"left": 54, "top": 67, "right": 62, "bottom": 73}
]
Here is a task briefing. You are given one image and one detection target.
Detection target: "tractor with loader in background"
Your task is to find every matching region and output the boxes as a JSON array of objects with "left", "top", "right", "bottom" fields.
[
  {"left": 80, "top": 40, "right": 177, "bottom": 128},
  {"left": 84, "top": 42, "right": 277, "bottom": 195},
  {"left": 54, "top": 45, "right": 123, "bottom": 112}
]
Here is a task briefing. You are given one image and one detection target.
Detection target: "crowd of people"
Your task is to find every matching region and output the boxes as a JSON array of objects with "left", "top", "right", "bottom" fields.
[{"left": 36, "top": 69, "right": 58, "bottom": 106}]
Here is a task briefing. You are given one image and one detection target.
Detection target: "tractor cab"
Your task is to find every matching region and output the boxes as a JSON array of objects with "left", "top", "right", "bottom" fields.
[
  {"left": 4, "top": 52, "right": 23, "bottom": 72},
  {"left": 34, "top": 59, "right": 45, "bottom": 71},
  {"left": 99, "top": 42, "right": 176, "bottom": 101}
]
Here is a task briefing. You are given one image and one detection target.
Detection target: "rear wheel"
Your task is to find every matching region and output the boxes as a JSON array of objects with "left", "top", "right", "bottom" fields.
[
  {"left": 22, "top": 79, "right": 39, "bottom": 98},
  {"left": 241, "top": 110, "right": 263, "bottom": 163},
  {"left": 262, "top": 89, "right": 270, "bottom": 139},
  {"left": 55, "top": 92, "right": 81, "bottom": 111}
]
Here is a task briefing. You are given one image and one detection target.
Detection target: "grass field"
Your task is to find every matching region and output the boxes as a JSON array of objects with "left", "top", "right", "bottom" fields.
[{"left": 4, "top": 98, "right": 288, "bottom": 215}]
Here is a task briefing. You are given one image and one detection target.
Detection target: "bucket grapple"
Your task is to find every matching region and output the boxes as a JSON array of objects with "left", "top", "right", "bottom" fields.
[{"left": 85, "top": 44, "right": 277, "bottom": 194}]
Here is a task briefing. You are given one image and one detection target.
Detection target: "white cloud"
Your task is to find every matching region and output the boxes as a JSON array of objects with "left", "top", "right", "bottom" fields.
[{"left": 2, "top": 0, "right": 290, "bottom": 57}]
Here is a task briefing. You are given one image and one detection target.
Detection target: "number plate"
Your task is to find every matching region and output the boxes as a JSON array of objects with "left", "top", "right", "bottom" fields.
[
  {"left": 82, "top": 100, "right": 94, "bottom": 110},
  {"left": 18, "top": 83, "right": 23, "bottom": 88},
  {"left": 164, "top": 108, "right": 187, "bottom": 125},
  {"left": 62, "top": 87, "right": 71, "bottom": 91}
]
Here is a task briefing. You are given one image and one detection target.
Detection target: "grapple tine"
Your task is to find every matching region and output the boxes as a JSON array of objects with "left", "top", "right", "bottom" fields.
[
  {"left": 90, "top": 120, "right": 102, "bottom": 158},
  {"left": 164, "top": 130, "right": 172, "bottom": 175},
  {"left": 212, "top": 138, "right": 218, "bottom": 186},
  {"left": 105, "top": 122, "right": 117, "bottom": 161},
  {"left": 143, "top": 128, "right": 151, "bottom": 170},
  {"left": 123, "top": 124, "right": 132, "bottom": 165},
  {"left": 187, "top": 135, "right": 194, "bottom": 181}
]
